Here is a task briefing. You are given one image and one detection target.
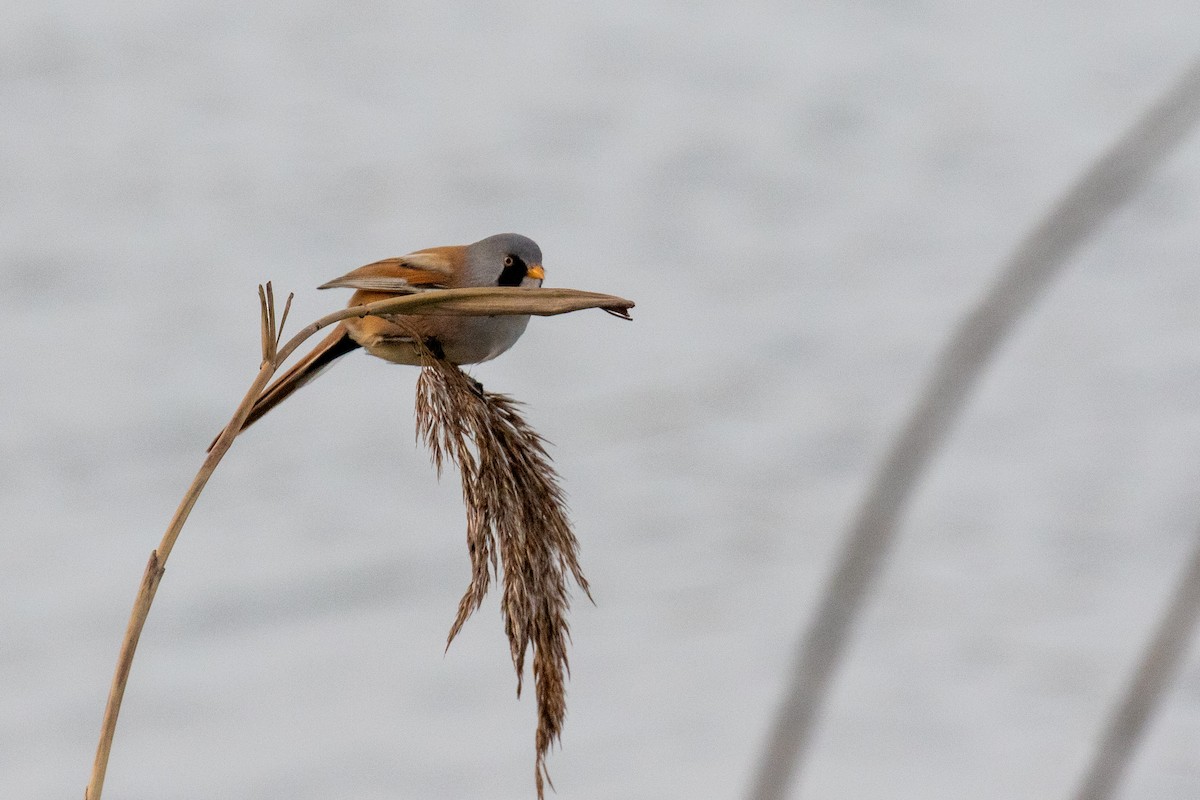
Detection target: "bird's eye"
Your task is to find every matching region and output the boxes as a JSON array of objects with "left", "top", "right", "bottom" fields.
[{"left": 498, "top": 254, "right": 527, "bottom": 286}]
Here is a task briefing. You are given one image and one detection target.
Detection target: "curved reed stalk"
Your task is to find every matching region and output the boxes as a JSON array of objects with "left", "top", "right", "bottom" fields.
[
  {"left": 85, "top": 284, "right": 632, "bottom": 800},
  {"left": 1069, "top": 529, "right": 1200, "bottom": 800},
  {"left": 747, "top": 56, "right": 1200, "bottom": 800}
]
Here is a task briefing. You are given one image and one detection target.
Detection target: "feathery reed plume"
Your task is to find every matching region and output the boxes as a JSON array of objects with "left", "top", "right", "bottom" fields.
[{"left": 415, "top": 350, "right": 590, "bottom": 799}]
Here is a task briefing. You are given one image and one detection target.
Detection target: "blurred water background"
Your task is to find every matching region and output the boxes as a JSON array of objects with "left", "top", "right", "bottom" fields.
[{"left": 3, "top": 3, "right": 1200, "bottom": 798}]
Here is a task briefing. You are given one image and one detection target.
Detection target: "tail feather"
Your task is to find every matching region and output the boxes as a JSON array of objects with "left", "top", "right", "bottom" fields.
[{"left": 209, "top": 326, "right": 361, "bottom": 450}]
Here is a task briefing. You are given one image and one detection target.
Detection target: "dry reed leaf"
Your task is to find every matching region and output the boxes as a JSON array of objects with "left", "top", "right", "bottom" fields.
[
  {"left": 365, "top": 286, "right": 633, "bottom": 319},
  {"left": 414, "top": 351, "right": 590, "bottom": 799}
]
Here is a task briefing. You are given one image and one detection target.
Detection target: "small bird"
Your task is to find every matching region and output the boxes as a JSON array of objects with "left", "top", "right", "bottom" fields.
[{"left": 235, "top": 232, "right": 545, "bottom": 436}]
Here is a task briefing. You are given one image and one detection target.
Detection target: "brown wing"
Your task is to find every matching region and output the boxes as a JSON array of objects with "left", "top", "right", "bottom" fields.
[{"left": 318, "top": 247, "right": 467, "bottom": 292}]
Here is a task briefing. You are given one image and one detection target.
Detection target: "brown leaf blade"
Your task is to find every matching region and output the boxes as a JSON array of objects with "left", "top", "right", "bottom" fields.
[{"left": 364, "top": 286, "right": 634, "bottom": 318}]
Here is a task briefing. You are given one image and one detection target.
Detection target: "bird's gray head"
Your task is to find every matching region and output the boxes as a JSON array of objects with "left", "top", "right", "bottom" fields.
[{"left": 467, "top": 233, "right": 545, "bottom": 288}]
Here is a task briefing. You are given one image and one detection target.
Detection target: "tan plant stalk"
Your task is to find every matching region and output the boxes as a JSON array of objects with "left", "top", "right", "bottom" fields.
[
  {"left": 86, "top": 284, "right": 632, "bottom": 800},
  {"left": 415, "top": 351, "right": 590, "bottom": 799},
  {"left": 85, "top": 284, "right": 291, "bottom": 800}
]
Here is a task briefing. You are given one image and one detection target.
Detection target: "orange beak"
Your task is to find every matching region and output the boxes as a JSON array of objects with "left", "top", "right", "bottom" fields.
[{"left": 527, "top": 264, "right": 545, "bottom": 281}]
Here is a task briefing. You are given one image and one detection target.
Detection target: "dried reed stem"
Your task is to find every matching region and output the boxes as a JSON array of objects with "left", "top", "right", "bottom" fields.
[
  {"left": 86, "top": 284, "right": 288, "bottom": 800},
  {"left": 87, "top": 283, "right": 629, "bottom": 800},
  {"left": 415, "top": 352, "right": 590, "bottom": 800},
  {"left": 274, "top": 286, "right": 633, "bottom": 367}
]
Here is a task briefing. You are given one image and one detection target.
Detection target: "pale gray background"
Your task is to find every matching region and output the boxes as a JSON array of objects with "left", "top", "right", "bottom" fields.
[{"left": 3, "top": 3, "right": 1200, "bottom": 798}]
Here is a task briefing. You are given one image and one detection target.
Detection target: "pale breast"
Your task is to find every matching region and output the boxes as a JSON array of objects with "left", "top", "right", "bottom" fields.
[{"left": 347, "top": 312, "right": 532, "bottom": 366}]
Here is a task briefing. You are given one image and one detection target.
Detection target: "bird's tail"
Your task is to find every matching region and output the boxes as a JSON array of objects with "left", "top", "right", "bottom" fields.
[{"left": 209, "top": 325, "right": 361, "bottom": 450}]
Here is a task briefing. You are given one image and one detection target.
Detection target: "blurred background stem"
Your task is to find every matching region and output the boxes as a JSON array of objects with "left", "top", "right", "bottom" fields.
[{"left": 748, "top": 55, "right": 1200, "bottom": 800}]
